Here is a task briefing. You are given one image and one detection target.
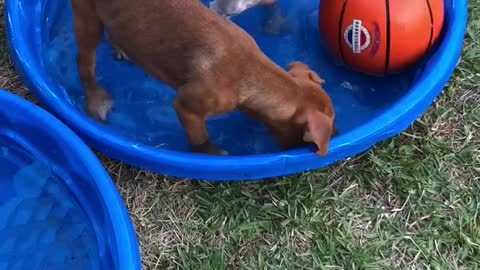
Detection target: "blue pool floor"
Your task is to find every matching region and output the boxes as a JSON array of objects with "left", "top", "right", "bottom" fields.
[
  {"left": 43, "top": 0, "right": 417, "bottom": 155},
  {"left": 0, "top": 135, "right": 99, "bottom": 270}
]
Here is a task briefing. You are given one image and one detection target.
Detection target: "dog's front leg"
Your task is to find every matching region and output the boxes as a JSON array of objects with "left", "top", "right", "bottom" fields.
[{"left": 173, "top": 94, "right": 228, "bottom": 156}]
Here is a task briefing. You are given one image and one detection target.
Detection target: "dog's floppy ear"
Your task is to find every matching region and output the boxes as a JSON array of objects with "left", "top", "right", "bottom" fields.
[
  {"left": 287, "top": 62, "right": 325, "bottom": 85},
  {"left": 306, "top": 70, "right": 325, "bottom": 85},
  {"left": 303, "top": 110, "right": 333, "bottom": 156}
]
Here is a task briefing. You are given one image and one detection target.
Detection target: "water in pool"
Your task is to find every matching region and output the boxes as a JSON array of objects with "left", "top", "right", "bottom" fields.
[
  {"left": 42, "top": 0, "right": 416, "bottom": 155},
  {"left": 0, "top": 135, "right": 99, "bottom": 270}
]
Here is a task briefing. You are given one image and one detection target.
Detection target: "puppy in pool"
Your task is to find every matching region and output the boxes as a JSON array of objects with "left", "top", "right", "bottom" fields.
[{"left": 70, "top": 0, "right": 336, "bottom": 156}]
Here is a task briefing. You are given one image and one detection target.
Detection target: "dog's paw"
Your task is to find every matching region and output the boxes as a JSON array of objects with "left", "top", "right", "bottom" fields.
[
  {"left": 192, "top": 141, "right": 229, "bottom": 156},
  {"left": 86, "top": 88, "right": 114, "bottom": 123},
  {"left": 216, "top": 149, "right": 229, "bottom": 156}
]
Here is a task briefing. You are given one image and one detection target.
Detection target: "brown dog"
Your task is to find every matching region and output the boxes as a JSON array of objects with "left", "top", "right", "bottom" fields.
[{"left": 70, "top": 0, "right": 336, "bottom": 156}]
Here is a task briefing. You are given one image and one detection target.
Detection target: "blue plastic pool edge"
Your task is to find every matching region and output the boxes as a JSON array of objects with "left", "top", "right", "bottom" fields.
[
  {"left": 0, "top": 90, "right": 142, "bottom": 269},
  {"left": 6, "top": 0, "right": 468, "bottom": 181}
]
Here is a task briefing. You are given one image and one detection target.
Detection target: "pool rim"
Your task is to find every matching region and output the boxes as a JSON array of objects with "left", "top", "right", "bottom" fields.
[
  {"left": 6, "top": 0, "right": 468, "bottom": 181},
  {"left": 0, "top": 89, "right": 142, "bottom": 270}
]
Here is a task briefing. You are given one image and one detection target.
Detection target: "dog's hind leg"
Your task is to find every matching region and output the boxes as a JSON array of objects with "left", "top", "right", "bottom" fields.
[{"left": 71, "top": 0, "right": 113, "bottom": 122}]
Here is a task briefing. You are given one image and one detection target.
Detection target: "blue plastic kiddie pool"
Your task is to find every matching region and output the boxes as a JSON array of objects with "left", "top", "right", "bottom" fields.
[
  {"left": 0, "top": 90, "right": 141, "bottom": 269},
  {"left": 6, "top": 0, "right": 467, "bottom": 181}
]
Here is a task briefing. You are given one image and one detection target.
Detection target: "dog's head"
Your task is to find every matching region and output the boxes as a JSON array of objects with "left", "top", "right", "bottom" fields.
[{"left": 271, "top": 62, "right": 337, "bottom": 156}]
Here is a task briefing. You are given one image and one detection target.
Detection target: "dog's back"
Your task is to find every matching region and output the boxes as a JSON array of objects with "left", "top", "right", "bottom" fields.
[{"left": 93, "top": 0, "right": 258, "bottom": 88}]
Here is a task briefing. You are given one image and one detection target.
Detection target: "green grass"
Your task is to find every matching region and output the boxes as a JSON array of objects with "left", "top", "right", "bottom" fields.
[{"left": 1, "top": 1, "right": 480, "bottom": 269}]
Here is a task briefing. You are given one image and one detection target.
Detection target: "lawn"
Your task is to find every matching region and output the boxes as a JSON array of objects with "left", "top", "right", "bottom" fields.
[{"left": 1, "top": 1, "right": 479, "bottom": 269}]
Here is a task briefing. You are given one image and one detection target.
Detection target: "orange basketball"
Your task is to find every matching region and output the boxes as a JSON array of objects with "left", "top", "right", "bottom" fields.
[{"left": 319, "top": 0, "right": 444, "bottom": 75}]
